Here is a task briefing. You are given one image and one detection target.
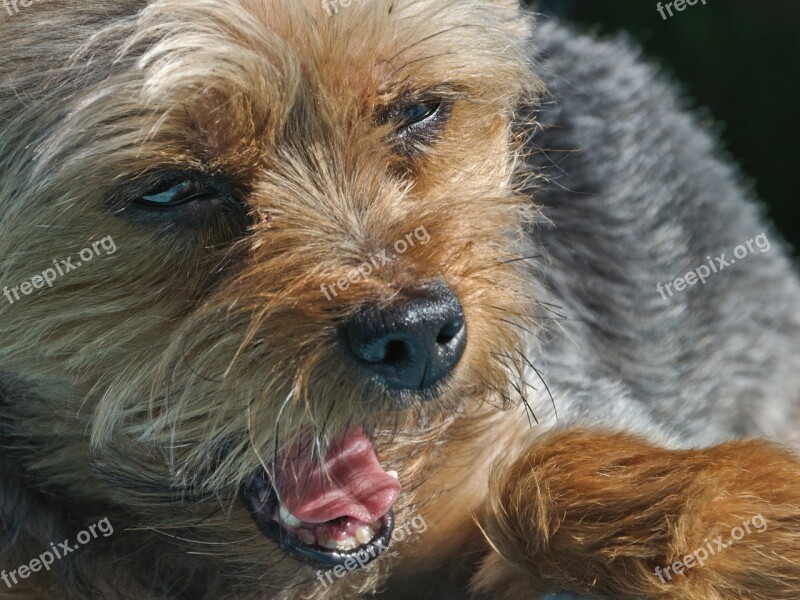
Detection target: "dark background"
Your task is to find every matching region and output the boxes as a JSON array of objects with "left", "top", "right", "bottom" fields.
[{"left": 532, "top": 0, "right": 800, "bottom": 252}]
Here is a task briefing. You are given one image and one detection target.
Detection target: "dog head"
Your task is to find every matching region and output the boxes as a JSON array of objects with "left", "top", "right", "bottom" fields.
[{"left": 0, "top": 0, "right": 542, "bottom": 596}]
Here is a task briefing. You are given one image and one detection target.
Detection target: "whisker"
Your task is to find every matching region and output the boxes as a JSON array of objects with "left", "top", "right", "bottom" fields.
[
  {"left": 146, "top": 527, "right": 261, "bottom": 546},
  {"left": 495, "top": 254, "right": 543, "bottom": 266},
  {"left": 515, "top": 349, "right": 558, "bottom": 421}
]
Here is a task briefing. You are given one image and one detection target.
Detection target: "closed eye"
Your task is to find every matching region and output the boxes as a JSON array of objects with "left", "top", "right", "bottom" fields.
[
  {"left": 380, "top": 96, "right": 453, "bottom": 154},
  {"left": 138, "top": 179, "right": 214, "bottom": 208},
  {"left": 118, "top": 173, "right": 251, "bottom": 236},
  {"left": 398, "top": 102, "right": 442, "bottom": 131}
]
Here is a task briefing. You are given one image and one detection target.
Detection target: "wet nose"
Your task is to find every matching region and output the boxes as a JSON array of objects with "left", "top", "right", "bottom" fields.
[{"left": 343, "top": 283, "right": 467, "bottom": 391}]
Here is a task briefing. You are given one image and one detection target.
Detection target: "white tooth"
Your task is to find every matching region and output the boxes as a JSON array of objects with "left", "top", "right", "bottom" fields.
[
  {"left": 336, "top": 535, "right": 358, "bottom": 551},
  {"left": 318, "top": 531, "right": 338, "bottom": 550},
  {"left": 355, "top": 525, "right": 374, "bottom": 545},
  {"left": 297, "top": 529, "right": 315, "bottom": 546},
  {"left": 279, "top": 506, "right": 303, "bottom": 528},
  {"left": 387, "top": 470, "right": 399, "bottom": 480}
]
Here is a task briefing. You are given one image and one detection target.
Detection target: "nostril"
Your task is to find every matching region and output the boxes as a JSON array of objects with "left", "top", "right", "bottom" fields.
[
  {"left": 354, "top": 334, "right": 409, "bottom": 365},
  {"left": 382, "top": 339, "right": 410, "bottom": 366},
  {"left": 436, "top": 319, "right": 463, "bottom": 345}
]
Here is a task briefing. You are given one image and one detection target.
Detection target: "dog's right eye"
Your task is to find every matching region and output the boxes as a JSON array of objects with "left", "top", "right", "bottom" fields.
[
  {"left": 138, "top": 180, "right": 213, "bottom": 208},
  {"left": 121, "top": 174, "right": 251, "bottom": 234}
]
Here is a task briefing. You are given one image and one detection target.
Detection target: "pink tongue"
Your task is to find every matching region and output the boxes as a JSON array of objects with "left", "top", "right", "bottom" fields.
[{"left": 274, "top": 428, "right": 401, "bottom": 524}]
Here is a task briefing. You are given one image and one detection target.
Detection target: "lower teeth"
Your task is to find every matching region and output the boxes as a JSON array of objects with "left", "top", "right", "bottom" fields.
[
  {"left": 337, "top": 537, "right": 359, "bottom": 550},
  {"left": 296, "top": 529, "right": 315, "bottom": 545},
  {"left": 276, "top": 505, "right": 379, "bottom": 550},
  {"left": 318, "top": 532, "right": 338, "bottom": 550},
  {"left": 355, "top": 525, "right": 374, "bottom": 544}
]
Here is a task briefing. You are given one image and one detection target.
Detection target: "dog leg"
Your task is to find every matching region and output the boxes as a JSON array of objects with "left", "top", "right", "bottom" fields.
[{"left": 472, "top": 429, "right": 800, "bottom": 600}]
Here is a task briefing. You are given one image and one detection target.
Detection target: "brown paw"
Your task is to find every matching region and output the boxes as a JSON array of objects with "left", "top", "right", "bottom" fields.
[{"left": 473, "top": 429, "right": 800, "bottom": 600}]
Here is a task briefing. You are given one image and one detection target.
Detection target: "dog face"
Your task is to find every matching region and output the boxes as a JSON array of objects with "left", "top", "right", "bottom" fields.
[{"left": 0, "top": 0, "right": 540, "bottom": 595}]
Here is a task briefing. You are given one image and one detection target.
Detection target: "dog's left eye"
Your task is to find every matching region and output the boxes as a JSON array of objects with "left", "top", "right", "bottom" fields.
[
  {"left": 138, "top": 180, "right": 212, "bottom": 208},
  {"left": 382, "top": 98, "right": 451, "bottom": 153},
  {"left": 399, "top": 102, "right": 442, "bottom": 129}
]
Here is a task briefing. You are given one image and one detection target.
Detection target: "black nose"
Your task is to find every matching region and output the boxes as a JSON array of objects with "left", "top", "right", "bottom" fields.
[{"left": 344, "top": 283, "right": 467, "bottom": 391}]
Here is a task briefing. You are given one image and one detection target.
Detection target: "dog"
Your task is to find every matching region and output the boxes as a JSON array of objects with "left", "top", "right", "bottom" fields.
[{"left": 2, "top": 1, "right": 800, "bottom": 599}]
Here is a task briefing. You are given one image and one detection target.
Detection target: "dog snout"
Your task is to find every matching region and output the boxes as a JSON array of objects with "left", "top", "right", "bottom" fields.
[{"left": 343, "top": 282, "right": 467, "bottom": 391}]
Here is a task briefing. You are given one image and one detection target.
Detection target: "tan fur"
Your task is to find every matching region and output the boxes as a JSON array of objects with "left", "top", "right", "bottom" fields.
[{"left": 0, "top": 1, "right": 542, "bottom": 598}]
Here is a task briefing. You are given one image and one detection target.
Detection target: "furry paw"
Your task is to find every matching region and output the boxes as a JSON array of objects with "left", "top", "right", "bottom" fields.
[{"left": 472, "top": 429, "right": 800, "bottom": 600}]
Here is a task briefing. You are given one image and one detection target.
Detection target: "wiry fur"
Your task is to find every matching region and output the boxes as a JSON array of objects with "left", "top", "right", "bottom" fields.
[
  {"left": 475, "top": 430, "right": 800, "bottom": 599},
  {"left": 1, "top": 2, "right": 799, "bottom": 599}
]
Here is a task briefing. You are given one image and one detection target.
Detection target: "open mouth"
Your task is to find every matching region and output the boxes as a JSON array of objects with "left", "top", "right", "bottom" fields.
[{"left": 242, "top": 428, "right": 401, "bottom": 568}]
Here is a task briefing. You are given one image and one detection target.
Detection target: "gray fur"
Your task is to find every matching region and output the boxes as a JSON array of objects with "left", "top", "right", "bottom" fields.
[
  {"left": 521, "top": 18, "right": 800, "bottom": 599},
  {"left": 524, "top": 18, "right": 800, "bottom": 447}
]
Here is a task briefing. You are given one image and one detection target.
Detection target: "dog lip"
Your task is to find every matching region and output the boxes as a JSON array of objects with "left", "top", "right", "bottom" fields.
[
  {"left": 293, "top": 510, "right": 394, "bottom": 568},
  {"left": 242, "top": 479, "right": 395, "bottom": 569}
]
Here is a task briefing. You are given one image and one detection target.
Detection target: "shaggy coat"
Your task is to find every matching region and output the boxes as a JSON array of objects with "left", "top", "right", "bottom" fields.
[{"left": 1, "top": 2, "right": 799, "bottom": 599}]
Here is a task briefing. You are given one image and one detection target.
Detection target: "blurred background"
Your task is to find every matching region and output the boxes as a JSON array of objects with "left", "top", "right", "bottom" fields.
[{"left": 531, "top": 0, "right": 800, "bottom": 253}]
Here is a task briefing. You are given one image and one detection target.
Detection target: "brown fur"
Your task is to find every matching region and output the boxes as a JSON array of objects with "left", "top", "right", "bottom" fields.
[
  {"left": 475, "top": 430, "right": 800, "bottom": 599},
  {"left": 0, "top": 2, "right": 799, "bottom": 599}
]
